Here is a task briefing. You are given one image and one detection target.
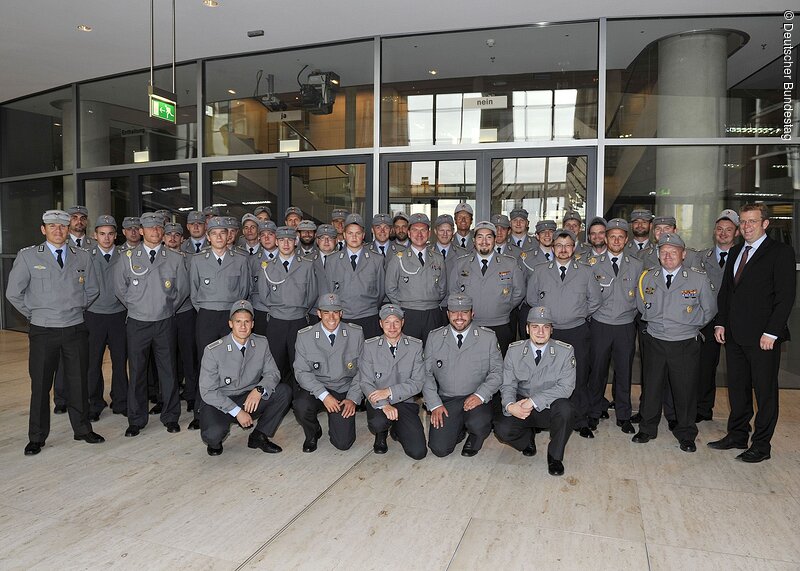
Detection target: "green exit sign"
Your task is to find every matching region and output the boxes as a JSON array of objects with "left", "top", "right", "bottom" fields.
[{"left": 150, "top": 95, "right": 176, "bottom": 123}]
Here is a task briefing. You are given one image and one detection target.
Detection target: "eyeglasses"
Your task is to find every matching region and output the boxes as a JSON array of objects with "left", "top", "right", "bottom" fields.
[{"left": 739, "top": 218, "right": 763, "bottom": 227}]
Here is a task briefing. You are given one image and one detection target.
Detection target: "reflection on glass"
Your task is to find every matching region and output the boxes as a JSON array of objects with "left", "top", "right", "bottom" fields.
[
  {"left": 210, "top": 168, "right": 278, "bottom": 220},
  {"left": 289, "top": 164, "right": 366, "bottom": 225},
  {"left": 83, "top": 176, "right": 131, "bottom": 245},
  {"left": 3, "top": 258, "right": 29, "bottom": 330},
  {"left": 140, "top": 172, "right": 194, "bottom": 227},
  {"left": 1, "top": 175, "right": 74, "bottom": 253},
  {"left": 388, "top": 160, "right": 476, "bottom": 220}
]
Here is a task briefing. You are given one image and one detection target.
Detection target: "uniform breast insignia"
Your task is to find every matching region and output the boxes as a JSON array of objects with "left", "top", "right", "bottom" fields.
[
  {"left": 33, "top": 265, "right": 46, "bottom": 270},
  {"left": 313, "top": 362, "right": 320, "bottom": 370},
  {"left": 645, "top": 302, "right": 651, "bottom": 309},
  {"left": 645, "top": 287, "right": 655, "bottom": 295},
  {"left": 126, "top": 250, "right": 133, "bottom": 258},
  {"left": 204, "top": 278, "right": 211, "bottom": 285},
  {"left": 224, "top": 377, "right": 231, "bottom": 385},
  {"left": 79, "top": 275, "right": 85, "bottom": 284},
  {"left": 539, "top": 291, "right": 545, "bottom": 299},
  {"left": 681, "top": 289, "right": 697, "bottom": 299},
  {"left": 346, "top": 362, "right": 354, "bottom": 369},
  {"left": 628, "top": 289, "right": 635, "bottom": 297},
  {"left": 261, "top": 261, "right": 268, "bottom": 269},
  {"left": 132, "top": 279, "right": 139, "bottom": 286},
  {"left": 375, "top": 372, "right": 382, "bottom": 379},
  {"left": 402, "top": 276, "right": 409, "bottom": 283},
  {"left": 501, "top": 287, "right": 509, "bottom": 296},
  {"left": 686, "top": 306, "right": 693, "bottom": 313},
  {"left": 588, "top": 257, "right": 597, "bottom": 266},
  {"left": 164, "top": 280, "right": 171, "bottom": 289},
  {"left": 498, "top": 271, "right": 511, "bottom": 280},
  {"left": 520, "top": 251, "right": 527, "bottom": 259},
  {"left": 460, "top": 285, "right": 466, "bottom": 292},
  {"left": 133, "top": 265, "right": 142, "bottom": 271},
  {"left": 436, "top": 360, "right": 443, "bottom": 368},
  {"left": 460, "top": 270, "right": 470, "bottom": 277}
]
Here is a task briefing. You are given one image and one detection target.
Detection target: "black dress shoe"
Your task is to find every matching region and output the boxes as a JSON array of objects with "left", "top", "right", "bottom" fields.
[
  {"left": 373, "top": 431, "right": 388, "bottom": 454},
  {"left": 708, "top": 435, "right": 748, "bottom": 450},
  {"left": 632, "top": 432, "right": 654, "bottom": 443},
  {"left": 547, "top": 454, "right": 565, "bottom": 476},
  {"left": 695, "top": 413, "right": 713, "bottom": 423},
  {"left": 74, "top": 431, "right": 105, "bottom": 444},
  {"left": 617, "top": 420, "right": 636, "bottom": 434},
  {"left": 577, "top": 427, "right": 594, "bottom": 439},
  {"left": 587, "top": 417, "right": 599, "bottom": 431},
  {"left": 737, "top": 447, "right": 771, "bottom": 463},
  {"left": 186, "top": 400, "right": 195, "bottom": 412},
  {"left": 600, "top": 411, "right": 610, "bottom": 420},
  {"left": 303, "top": 426, "right": 323, "bottom": 453},
  {"left": 667, "top": 419, "right": 677, "bottom": 431},
  {"left": 207, "top": 445, "right": 223, "bottom": 456},
  {"left": 125, "top": 425, "right": 142, "bottom": 437},
  {"left": 89, "top": 412, "right": 101, "bottom": 422},
  {"left": 54, "top": 404, "right": 67, "bottom": 414},
  {"left": 460, "top": 434, "right": 479, "bottom": 457},
  {"left": 679, "top": 440, "right": 697, "bottom": 453},
  {"left": 248, "top": 431, "right": 282, "bottom": 453},
  {"left": 630, "top": 412, "right": 642, "bottom": 423},
  {"left": 149, "top": 403, "right": 163, "bottom": 415},
  {"left": 24, "top": 441, "right": 44, "bottom": 455},
  {"left": 522, "top": 437, "right": 537, "bottom": 457},
  {"left": 187, "top": 419, "right": 200, "bottom": 430},
  {"left": 165, "top": 422, "right": 180, "bottom": 433}
]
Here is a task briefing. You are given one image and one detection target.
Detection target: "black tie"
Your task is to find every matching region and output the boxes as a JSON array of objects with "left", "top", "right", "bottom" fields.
[
  {"left": 350, "top": 254, "right": 357, "bottom": 271},
  {"left": 338, "top": 241, "right": 344, "bottom": 251},
  {"left": 217, "top": 257, "right": 222, "bottom": 266},
  {"left": 104, "top": 253, "right": 111, "bottom": 263},
  {"left": 560, "top": 265, "right": 567, "bottom": 281},
  {"left": 56, "top": 249, "right": 64, "bottom": 268},
  {"left": 240, "top": 346, "right": 246, "bottom": 358},
  {"left": 719, "top": 252, "right": 727, "bottom": 268},
  {"left": 76, "top": 238, "right": 81, "bottom": 247},
  {"left": 329, "top": 333, "right": 335, "bottom": 346},
  {"left": 441, "top": 248, "right": 446, "bottom": 259},
  {"left": 195, "top": 242, "right": 201, "bottom": 253},
  {"left": 457, "top": 334, "right": 463, "bottom": 348},
  {"left": 149, "top": 250, "right": 156, "bottom": 264},
  {"left": 268, "top": 252, "right": 275, "bottom": 260},
  {"left": 390, "top": 345, "right": 396, "bottom": 357},
  {"left": 379, "top": 245, "right": 385, "bottom": 256},
  {"left": 322, "top": 255, "right": 327, "bottom": 269},
  {"left": 461, "top": 237, "right": 466, "bottom": 247},
  {"left": 250, "top": 247, "right": 255, "bottom": 255},
  {"left": 418, "top": 251, "right": 425, "bottom": 266},
  {"left": 611, "top": 257, "right": 619, "bottom": 276},
  {"left": 535, "top": 349, "right": 542, "bottom": 366},
  {"left": 638, "top": 243, "right": 644, "bottom": 250},
  {"left": 496, "top": 247, "right": 502, "bottom": 254},
  {"left": 666, "top": 274, "right": 673, "bottom": 289},
  {"left": 545, "top": 252, "right": 550, "bottom": 260},
  {"left": 481, "top": 259, "right": 488, "bottom": 276},
  {"left": 517, "top": 240, "right": 522, "bottom": 247},
  {"left": 283, "top": 260, "right": 289, "bottom": 272}
]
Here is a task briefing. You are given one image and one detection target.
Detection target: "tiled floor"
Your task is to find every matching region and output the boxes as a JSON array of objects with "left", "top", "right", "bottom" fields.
[{"left": 1, "top": 330, "right": 799, "bottom": 570}]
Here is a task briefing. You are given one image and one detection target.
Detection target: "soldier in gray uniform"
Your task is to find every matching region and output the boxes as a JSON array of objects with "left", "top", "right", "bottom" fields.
[
  {"left": 254, "top": 205, "right": 271, "bottom": 221},
  {"left": 257, "top": 225, "right": 318, "bottom": 386},
  {"left": 448, "top": 221, "right": 525, "bottom": 355},
  {"left": 330, "top": 208, "right": 348, "bottom": 251},
  {"left": 525, "top": 228, "right": 601, "bottom": 437},
  {"left": 325, "top": 213, "right": 385, "bottom": 339},
  {"left": 586, "top": 219, "right": 643, "bottom": 434},
  {"left": 563, "top": 211, "right": 590, "bottom": 258},
  {"left": 293, "top": 293, "right": 364, "bottom": 452},
  {"left": 392, "top": 212, "right": 411, "bottom": 248},
  {"left": 7, "top": 209, "right": 103, "bottom": 455},
  {"left": 285, "top": 206, "right": 303, "bottom": 228},
  {"left": 359, "top": 305, "right": 429, "bottom": 459},
  {"left": 85, "top": 215, "right": 128, "bottom": 419},
  {"left": 491, "top": 214, "right": 514, "bottom": 256},
  {"left": 508, "top": 208, "right": 538, "bottom": 252},
  {"left": 695, "top": 209, "right": 740, "bottom": 422},
  {"left": 249, "top": 220, "right": 278, "bottom": 335},
  {"left": 297, "top": 219, "right": 318, "bottom": 257},
  {"left": 494, "top": 306, "right": 576, "bottom": 476},
  {"left": 385, "top": 213, "right": 447, "bottom": 344},
  {"left": 222, "top": 216, "right": 249, "bottom": 256},
  {"left": 121, "top": 216, "right": 142, "bottom": 251},
  {"left": 625, "top": 209, "right": 653, "bottom": 256},
  {"left": 368, "top": 213, "right": 406, "bottom": 261},
  {"left": 632, "top": 233, "right": 716, "bottom": 452},
  {"left": 432, "top": 214, "right": 468, "bottom": 263},
  {"left": 585, "top": 217, "right": 608, "bottom": 256},
  {"left": 67, "top": 205, "right": 95, "bottom": 249},
  {"left": 202, "top": 205, "right": 221, "bottom": 221},
  {"left": 422, "top": 294, "right": 503, "bottom": 457},
  {"left": 181, "top": 211, "right": 207, "bottom": 254},
  {"left": 452, "top": 203, "right": 474, "bottom": 249},
  {"left": 307, "top": 224, "right": 338, "bottom": 325},
  {"left": 114, "top": 212, "right": 189, "bottom": 437},
  {"left": 238, "top": 213, "right": 262, "bottom": 255},
  {"left": 198, "top": 300, "right": 291, "bottom": 456},
  {"left": 515, "top": 219, "right": 557, "bottom": 340}
]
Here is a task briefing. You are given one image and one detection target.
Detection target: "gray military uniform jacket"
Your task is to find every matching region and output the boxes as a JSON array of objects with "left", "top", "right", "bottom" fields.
[
  {"left": 181, "top": 237, "right": 208, "bottom": 255},
  {"left": 421, "top": 325, "right": 503, "bottom": 409},
  {"left": 385, "top": 246, "right": 447, "bottom": 310},
  {"left": 697, "top": 247, "right": 729, "bottom": 291},
  {"left": 248, "top": 249, "right": 277, "bottom": 313},
  {"left": 113, "top": 244, "right": 189, "bottom": 322},
  {"left": 525, "top": 260, "right": 602, "bottom": 329},
  {"left": 636, "top": 266, "right": 717, "bottom": 342},
  {"left": 517, "top": 248, "right": 554, "bottom": 280},
  {"left": 508, "top": 234, "right": 538, "bottom": 252},
  {"left": 368, "top": 240, "right": 405, "bottom": 267},
  {"left": 294, "top": 322, "right": 364, "bottom": 402},
  {"left": 448, "top": 253, "right": 525, "bottom": 326},
  {"left": 6, "top": 243, "right": 99, "bottom": 327},
  {"left": 501, "top": 339, "right": 576, "bottom": 414},
  {"left": 453, "top": 233, "right": 473, "bottom": 249},
  {"left": 358, "top": 334, "right": 431, "bottom": 409},
  {"left": 590, "top": 253, "right": 643, "bottom": 326},
  {"left": 256, "top": 254, "right": 317, "bottom": 320},
  {"left": 86, "top": 246, "right": 126, "bottom": 314},
  {"left": 189, "top": 249, "right": 250, "bottom": 311},
  {"left": 199, "top": 333, "right": 281, "bottom": 413},
  {"left": 325, "top": 247, "right": 385, "bottom": 319},
  {"left": 69, "top": 234, "right": 95, "bottom": 249}
]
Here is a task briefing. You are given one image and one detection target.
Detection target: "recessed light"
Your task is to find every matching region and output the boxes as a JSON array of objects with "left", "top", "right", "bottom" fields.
[
  {"left": 227, "top": 89, "right": 236, "bottom": 95},
  {"left": 203, "top": 0, "right": 219, "bottom": 7},
  {"left": 77, "top": 25, "right": 92, "bottom": 32},
  {"left": 428, "top": 69, "right": 438, "bottom": 75}
]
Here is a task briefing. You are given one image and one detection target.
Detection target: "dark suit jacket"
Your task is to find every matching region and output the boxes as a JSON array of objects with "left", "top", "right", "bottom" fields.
[{"left": 716, "top": 236, "right": 796, "bottom": 346}]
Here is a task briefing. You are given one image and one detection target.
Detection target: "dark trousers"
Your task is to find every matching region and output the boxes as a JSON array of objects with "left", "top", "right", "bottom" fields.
[
  {"left": 486, "top": 322, "right": 515, "bottom": 357},
  {"left": 266, "top": 316, "right": 308, "bottom": 386},
  {"left": 493, "top": 397, "right": 574, "bottom": 461},
  {"left": 366, "top": 400, "right": 427, "bottom": 460},
  {"left": 516, "top": 301, "right": 531, "bottom": 341},
  {"left": 53, "top": 356, "right": 67, "bottom": 406},
  {"left": 639, "top": 335, "right": 699, "bottom": 441},
  {"left": 725, "top": 338, "right": 782, "bottom": 453},
  {"left": 200, "top": 384, "right": 291, "bottom": 447},
  {"left": 28, "top": 324, "right": 92, "bottom": 442},
  {"left": 697, "top": 321, "right": 721, "bottom": 417},
  {"left": 85, "top": 310, "right": 128, "bottom": 415},
  {"left": 428, "top": 395, "right": 493, "bottom": 457},
  {"left": 176, "top": 308, "right": 198, "bottom": 406},
  {"left": 307, "top": 313, "right": 320, "bottom": 326},
  {"left": 637, "top": 316, "right": 675, "bottom": 421},
  {"left": 346, "top": 315, "right": 381, "bottom": 340},
  {"left": 127, "top": 317, "right": 180, "bottom": 428},
  {"left": 293, "top": 387, "right": 356, "bottom": 450},
  {"left": 588, "top": 320, "right": 635, "bottom": 421},
  {"left": 253, "top": 309, "right": 269, "bottom": 336},
  {"left": 401, "top": 308, "right": 445, "bottom": 345},
  {"left": 552, "top": 323, "right": 590, "bottom": 428},
  {"left": 196, "top": 308, "right": 231, "bottom": 358}
]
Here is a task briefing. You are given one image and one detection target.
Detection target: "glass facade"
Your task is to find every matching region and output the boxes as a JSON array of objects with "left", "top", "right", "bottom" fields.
[
  {"left": 209, "top": 167, "right": 278, "bottom": 220},
  {"left": 388, "top": 159, "right": 477, "bottom": 220},
  {"left": 289, "top": 163, "right": 367, "bottom": 224},
  {"left": 1, "top": 175, "right": 75, "bottom": 253}
]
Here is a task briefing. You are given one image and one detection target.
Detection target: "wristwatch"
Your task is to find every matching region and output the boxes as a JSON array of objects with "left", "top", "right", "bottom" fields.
[{"left": 254, "top": 385, "right": 265, "bottom": 394}]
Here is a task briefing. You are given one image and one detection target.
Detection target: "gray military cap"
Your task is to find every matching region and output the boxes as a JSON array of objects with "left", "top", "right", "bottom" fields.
[
  {"left": 155, "top": 209, "right": 170, "bottom": 221},
  {"left": 473, "top": 221, "right": 497, "bottom": 235},
  {"left": 223, "top": 216, "right": 240, "bottom": 229},
  {"left": 629, "top": 209, "right": 653, "bottom": 222},
  {"left": 653, "top": 216, "right": 677, "bottom": 227},
  {"left": 206, "top": 216, "right": 227, "bottom": 231},
  {"left": 230, "top": 299, "right": 254, "bottom": 318},
  {"left": 67, "top": 205, "right": 89, "bottom": 216},
  {"left": 392, "top": 211, "right": 409, "bottom": 223},
  {"left": 165, "top": 222, "right": 183, "bottom": 235},
  {"left": 372, "top": 213, "right": 392, "bottom": 227},
  {"left": 588, "top": 216, "right": 607, "bottom": 228},
  {"left": 716, "top": 209, "right": 740, "bottom": 226},
  {"left": 454, "top": 203, "right": 474, "bottom": 216},
  {"left": 490, "top": 214, "right": 511, "bottom": 228},
  {"left": 606, "top": 218, "right": 629, "bottom": 233},
  {"left": 554, "top": 228, "right": 577, "bottom": 243},
  {"left": 285, "top": 206, "right": 303, "bottom": 219},
  {"left": 254, "top": 205, "right": 272, "bottom": 217},
  {"left": 315, "top": 224, "right": 337, "bottom": 238},
  {"left": 344, "top": 213, "right": 365, "bottom": 228},
  {"left": 434, "top": 214, "right": 454, "bottom": 228},
  {"left": 42, "top": 209, "right": 70, "bottom": 225},
  {"left": 379, "top": 304, "right": 405, "bottom": 320},
  {"left": 331, "top": 208, "right": 349, "bottom": 221},
  {"left": 297, "top": 219, "right": 317, "bottom": 232},
  {"left": 275, "top": 226, "right": 297, "bottom": 239},
  {"left": 657, "top": 232, "right": 685, "bottom": 249},
  {"left": 203, "top": 206, "right": 221, "bottom": 217},
  {"left": 187, "top": 211, "right": 204, "bottom": 224},
  {"left": 94, "top": 214, "right": 117, "bottom": 229},
  {"left": 241, "top": 213, "right": 259, "bottom": 226},
  {"left": 527, "top": 306, "right": 554, "bottom": 325},
  {"left": 140, "top": 212, "right": 164, "bottom": 228},
  {"left": 122, "top": 216, "right": 141, "bottom": 229},
  {"left": 563, "top": 211, "right": 582, "bottom": 224},
  {"left": 317, "top": 293, "right": 343, "bottom": 311},
  {"left": 535, "top": 220, "right": 557, "bottom": 233},
  {"left": 408, "top": 213, "right": 431, "bottom": 227},
  {"left": 258, "top": 220, "right": 277, "bottom": 234},
  {"left": 509, "top": 208, "right": 529, "bottom": 221},
  {"left": 446, "top": 293, "right": 473, "bottom": 310}
]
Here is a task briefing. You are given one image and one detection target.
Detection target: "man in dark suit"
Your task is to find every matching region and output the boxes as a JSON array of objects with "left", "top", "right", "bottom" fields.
[{"left": 710, "top": 203, "right": 796, "bottom": 462}]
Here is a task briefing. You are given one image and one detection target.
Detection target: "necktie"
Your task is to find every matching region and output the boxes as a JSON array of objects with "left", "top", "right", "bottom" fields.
[
  {"left": 666, "top": 274, "right": 673, "bottom": 289},
  {"left": 734, "top": 246, "right": 752, "bottom": 285},
  {"left": 149, "top": 250, "right": 156, "bottom": 264},
  {"left": 535, "top": 349, "right": 541, "bottom": 366},
  {"left": 611, "top": 257, "right": 619, "bottom": 276},
  {"left": 217, "top": 257, "right": 222, "bottom": 266},
  {"left": 338, "top": 241, "right": 344, "bottom": 251},
  {"left": 322, "top": 255, "right": 327, "bottom": 269},
  {"left": 441, "top": 248, "right": 446, "bottom": 259},
  {"left": 56, "top": 249, "right": 64, "bottom": 268},
  {"left": 418, "top": 251, "right": 425, "bottom": 266},
  {"left": 268, "top": 252, "right": 275, "bottom": 260},
  {"left": 350, "top": 254, "right": 357, "bottom": 271},
  {"left": 481, "top": 259, "right": 488, "bottom": 276},
  {"left": 250, "top": 247, "right": 255, "bottom": 255},
  {"left": 283, "top": 260, "right": 289, "bottom": 272},
  {"left": 104, "top": 253, "right": 111, "bottom": 263},
  {"left": 461, "top": 237, "right": 466, "bottom": 247},
  {"left": 496, "top": 247, "right": 502, "bottom": 254},
  {"left": 195, "top": 242, "right": 201, "bottom": 253},
  {"left": 76, "top": 238, "right": 81, "bottom": 247},
  {"left": 545, "top": 252, "right": 550, "bottom": 260},
  {"left": 719, "top": 251, "right": 727, "bottom": 268},
  {"left": 638, "top": 243, "right": 644, "bottom": 250},
  {"left": 457, "top": 334, "right": 463, "bottom": 348},
  {"left": 329, "top": 333, "right": 335, "bottom": 346},
  {"left": 240, "top": 346, "right": 246, "bottom": 358},
  {"left": 379, "top": 245, "right": 385, "bottom": 256},
  {"left": 560, "top": 265, "right": 566, "bottom": 281},
  {"left": 517, "top": 240, "right": 522, "bottom": 247},
  {"left": 390, "top": 345, "right": 396, "bottom": 357}
]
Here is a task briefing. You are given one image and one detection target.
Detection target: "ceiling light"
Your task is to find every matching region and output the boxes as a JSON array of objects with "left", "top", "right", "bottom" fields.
[
  {"left": 203, "top": 0, "right": 219, "bottom": 7},
  {"left": 227, "top": 89, "right": 236, "bottom": 95},
  {"left": 77, "top": 25, "right": 92, "bottom": 32},
  {"left": 428, "top": 70, "right": 438, "bottom": 75}
]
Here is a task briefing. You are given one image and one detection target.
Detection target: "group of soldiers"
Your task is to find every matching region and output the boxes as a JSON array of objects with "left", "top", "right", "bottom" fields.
[{"left": 5, "top": 200, "right": 781, "bottom": 476}]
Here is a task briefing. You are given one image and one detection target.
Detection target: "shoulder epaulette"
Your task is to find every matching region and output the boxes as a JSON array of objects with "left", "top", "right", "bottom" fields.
[
  {"left": 206, "top": 339, "right": 224, "bottom": 350},
  {"left": 689, "top": 266, "right": 706, "bottom": 274},
  {"left": 346, "top": 322, "right": 363, "bottom": 330},
  {"left": 509, "top": 339, "right": 526, "bottom": 348},
  {"left": 478, "top": 326, "right": 494, "bottom": 334},
  {"left": 430, "top": 325, "right": 448, "bottom": 336},
  {"left": 554, "top": 339, "right": 572, "bottom": 349},
  {"left": 24, "top": 244, "right": 39, "bottom": 252},
  {"left": 364, "top": 336, "right": 380, "bottom": 344},
  {"left": 298, "top": 325, "right": 314, "bottom": 334},
  {"left": 406, "top": 336, "right": 422, "bottom": 344}
]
